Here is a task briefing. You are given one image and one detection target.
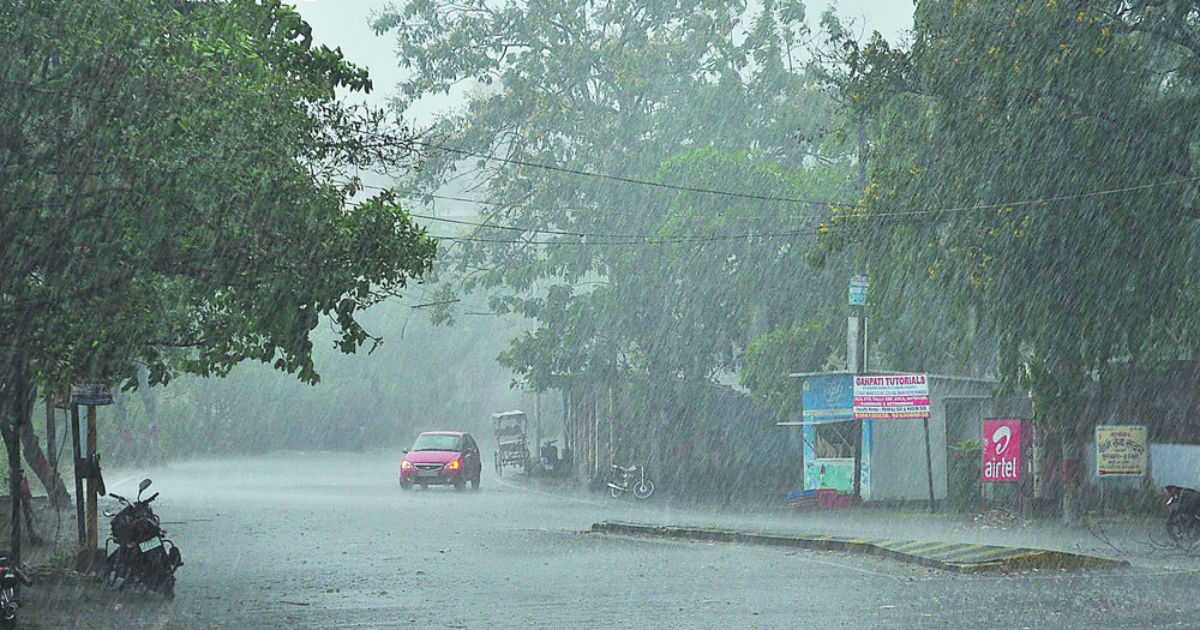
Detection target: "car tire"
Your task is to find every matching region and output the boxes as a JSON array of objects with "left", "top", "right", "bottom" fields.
[
  {"left": 400, "top": 481, "right": 413, "bottom": 490},
  {"left": 470, "top": 477, "right": 480, "bottom": 490},
  {"left": 454, "top": 479, "right": 466, "bottom": 491}
]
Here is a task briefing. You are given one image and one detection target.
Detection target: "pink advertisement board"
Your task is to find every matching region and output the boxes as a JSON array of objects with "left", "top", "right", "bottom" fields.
[{"left": 982, "top": 419, "right": 1021, "bottom": 482}]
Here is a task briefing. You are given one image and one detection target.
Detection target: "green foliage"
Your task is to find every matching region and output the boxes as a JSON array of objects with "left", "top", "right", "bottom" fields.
[
  {"left": 818, "top": 0, "right": 1199, "bottom": 435},
  {"left": 377, "top": 0, "right": 860, "bottom": 400},
  {"left": 739, "top": 320, "right": 831, "bottom": 419},
  {"left": 0, "top": 0, "right": 437, "bottom": 393}
]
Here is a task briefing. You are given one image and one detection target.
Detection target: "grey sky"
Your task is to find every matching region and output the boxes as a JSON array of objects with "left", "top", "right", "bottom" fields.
[{"left": 293, "top": 0, "right": 914, "bottom": 125}]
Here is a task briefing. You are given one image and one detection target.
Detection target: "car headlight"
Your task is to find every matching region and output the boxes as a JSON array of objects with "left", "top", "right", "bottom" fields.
[
  {"left": 445, "top": 459, "right": 461, "bottom": 471},
  {"left": 400, "top": 460, "right": 414, "bottom": 470}
]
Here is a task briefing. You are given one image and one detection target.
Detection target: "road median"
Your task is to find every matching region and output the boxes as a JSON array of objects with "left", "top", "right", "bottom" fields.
[{"left": 590, "top": 521, "right": 1129, "bottom": 572}]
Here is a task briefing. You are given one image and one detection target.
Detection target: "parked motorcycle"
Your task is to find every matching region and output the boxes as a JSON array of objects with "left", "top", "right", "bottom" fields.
[
  {"left": 0, "top": 556, "right": 32, "bottom": 630},
  {"left": 606, "top": 464, "right": 654, "bottom": 500},
  {"left": 535, "top": 439, "right": 573, "bottom": 478},
  {"left": 102, "top": 479, "right": 183, "bottom": 598},
  {"left": 1165, "top": 485, "right": 1200, "bottom": 546}
]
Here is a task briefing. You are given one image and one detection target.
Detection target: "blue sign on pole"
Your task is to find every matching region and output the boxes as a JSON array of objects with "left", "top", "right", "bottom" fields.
[
  {"left": 801, "top": 374, "right": 854, "bottom": 423},
  {"left": 848, "top": 275, "right": 869, "bottom": 306}
]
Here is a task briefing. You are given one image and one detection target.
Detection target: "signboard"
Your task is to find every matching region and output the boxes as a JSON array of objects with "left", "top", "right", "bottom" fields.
[
  {"left": 801, "top": 374, "right": 854, "bottom": 424},
  {"left": 70, "top": 383, "right": 113, "bottom": 406},
  {"left": 1096, "top": 425, "right": 1148, "bottom": 477},
  {"left": 983, "top": 419, "right": 1022, "bottom": 482},
  {"left": 848, "top": 275, "right": 869, "bottom": 306},
  {"left": 852, "top": 373, "right": 930, "bottom": 419}
]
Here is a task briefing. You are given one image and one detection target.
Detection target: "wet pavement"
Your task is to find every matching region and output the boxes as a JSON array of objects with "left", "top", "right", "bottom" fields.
[{"left": 24, "top": 450, "right": 1200, "bottom": 629}]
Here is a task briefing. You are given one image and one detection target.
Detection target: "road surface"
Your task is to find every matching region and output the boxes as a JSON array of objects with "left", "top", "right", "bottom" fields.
[{"left": 26, "top": 451, "right": 1200, "bottom": 629}]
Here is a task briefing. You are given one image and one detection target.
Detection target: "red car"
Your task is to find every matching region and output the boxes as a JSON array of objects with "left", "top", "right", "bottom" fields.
[{"left": 399, "top": 431, "right": 483, "bottom": 491}]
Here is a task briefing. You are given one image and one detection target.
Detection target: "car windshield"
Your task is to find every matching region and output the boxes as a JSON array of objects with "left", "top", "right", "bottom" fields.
[{"left": 410, "top": 434, "right": 461, "bottom": 452}]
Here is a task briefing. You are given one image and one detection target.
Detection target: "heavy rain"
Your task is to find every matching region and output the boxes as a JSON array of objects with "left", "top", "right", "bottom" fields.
[{"left": 1, "top": 0, "right": 1198, "bottom": 628}]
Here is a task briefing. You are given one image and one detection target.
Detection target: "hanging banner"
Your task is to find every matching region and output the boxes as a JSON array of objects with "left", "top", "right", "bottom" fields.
[
  {"left": 1096, "top": 425, "right": 1148, "bottom": 477},
  {"left": 983, "top": 419, "right": 1022, "bottom": 482},
  {"left": 852, "top": 373, "right": 930, "bottom": 419}
]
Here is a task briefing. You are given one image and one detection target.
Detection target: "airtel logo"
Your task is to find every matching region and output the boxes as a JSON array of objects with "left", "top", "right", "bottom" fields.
[{"left": 992, "top": 425, "right": 1012, "bottom": 456}]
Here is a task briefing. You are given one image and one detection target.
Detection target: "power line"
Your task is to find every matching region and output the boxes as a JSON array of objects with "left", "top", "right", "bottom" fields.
[
  {"left": 360, "top": 182, "right": 820, "bottom": 221},
  {"left": 428, "top": 228, "right": 818, "bottom": 246},
  {"left": 409, "top": 212, "right": 811, "bottom": 240},
  {"left": 860, "top": 176, "right": 1200, "bottom": 218},
  {"left": 413, "top": 140, "right": 848, "bottom": 207},
  {"left": 371, "top": 172, "right": 1200, "bottom": 227}
]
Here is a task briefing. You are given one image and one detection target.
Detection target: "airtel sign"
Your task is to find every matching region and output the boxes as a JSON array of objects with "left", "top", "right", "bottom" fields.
[{"left": 982, "top": 419, "right": 1022, "bottom": 482}]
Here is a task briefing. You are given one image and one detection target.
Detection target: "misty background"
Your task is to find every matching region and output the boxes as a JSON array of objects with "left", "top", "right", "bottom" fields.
[{"left": 66, "top": 0, "right": 913, "bottom": 463}]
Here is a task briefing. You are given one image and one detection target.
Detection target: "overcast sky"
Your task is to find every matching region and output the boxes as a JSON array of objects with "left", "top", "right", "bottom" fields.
[{"left": 294, "top": 0, "right": 914, "bottom": 125}]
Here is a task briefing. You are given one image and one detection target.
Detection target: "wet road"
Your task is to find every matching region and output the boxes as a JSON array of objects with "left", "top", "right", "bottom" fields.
[{"left": 40, "top": 451, "right": 1200, "bottom": 629}]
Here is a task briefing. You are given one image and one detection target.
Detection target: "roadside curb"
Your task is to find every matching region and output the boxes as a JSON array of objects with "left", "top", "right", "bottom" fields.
[{"left": 590, "top": 521, "right": 1130, "bottom": 573}]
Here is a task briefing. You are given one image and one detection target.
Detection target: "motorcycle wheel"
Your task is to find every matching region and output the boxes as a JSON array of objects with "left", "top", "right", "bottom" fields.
[
  {"left": 1, "top": 590, "right": 16, "bottom": 630},
  {"left": 100, "top": 550, "right": 120, "bottom": 587},
  {"left": 632, "top": 479, "right": 655, "bottom": 500},
  {"left": 161, "top": 574, "right": 175, "bottom": 600},
  {"left": 1166, "top": 511, "right": 1198, "bottom": 545}
]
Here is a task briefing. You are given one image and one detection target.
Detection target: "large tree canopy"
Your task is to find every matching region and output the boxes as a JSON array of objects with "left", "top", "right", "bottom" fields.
[
  {"left": 376, "top": 0, "right": 861, "bottom": 394},
  {"left": 0, "top": 0, "right": 438, "bottom": 560},
  {"left": 1, "top": 0, "right": 437, "bottom": 389},
  {"left": 816, "top": 0, "right": 1199, "bottom": 443}
]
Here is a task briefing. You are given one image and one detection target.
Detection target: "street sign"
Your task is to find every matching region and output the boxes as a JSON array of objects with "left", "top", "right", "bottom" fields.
[
  {"left": 70, "top": 383, "right": 113, "bottom": 406},
  {"left": 983, "top": 419, "right": 1022, "bottom": 482},
  {"left": 848, "top": 275, "right": 869, "bottom": 306},
  {"left": 1096, "top": 425, "right": 1148, "bottom": 477},
  {"left": 852, "top": 373, "right": 930, "bottom": 419}
]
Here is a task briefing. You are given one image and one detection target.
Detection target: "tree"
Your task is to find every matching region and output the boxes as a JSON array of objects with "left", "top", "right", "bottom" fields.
[
  {"left": 376, "top": 0, "right": 858, "bottom": 394},
  {"left": 0, "top": 0, "right": 437, "bottom": 562},
  {"left": 816, "top": 0, "right": 1199, "bottom": 522}
]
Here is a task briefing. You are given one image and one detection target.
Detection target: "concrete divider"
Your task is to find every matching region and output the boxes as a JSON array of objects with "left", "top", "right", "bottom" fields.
[{"left": 590, "top": 521, "right": 1129, "bottom": 572}]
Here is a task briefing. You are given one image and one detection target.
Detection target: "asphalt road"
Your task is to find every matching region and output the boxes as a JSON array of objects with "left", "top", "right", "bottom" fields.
[{"left": 27, "top": 451, "right": 1200, "bottom": 629}]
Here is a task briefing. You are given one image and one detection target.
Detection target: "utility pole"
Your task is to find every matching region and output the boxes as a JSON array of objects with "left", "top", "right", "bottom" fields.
[
  {"left": 849, "top": 274, "right": 868, "bottom": 500},
  {"left": 850, "top": 120, "right": 870, "bottom": 502}
]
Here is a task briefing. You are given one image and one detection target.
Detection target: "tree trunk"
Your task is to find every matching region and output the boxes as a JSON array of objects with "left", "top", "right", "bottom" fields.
[
  {"left": 1060, "top": 435, "right": 1086, "bottom": 528},
  {"left": 19, "top": 416, "right": 71, "bottom": 507},
  {"left": 0, "top": 353, "right": 34, "bottom": 566}
]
